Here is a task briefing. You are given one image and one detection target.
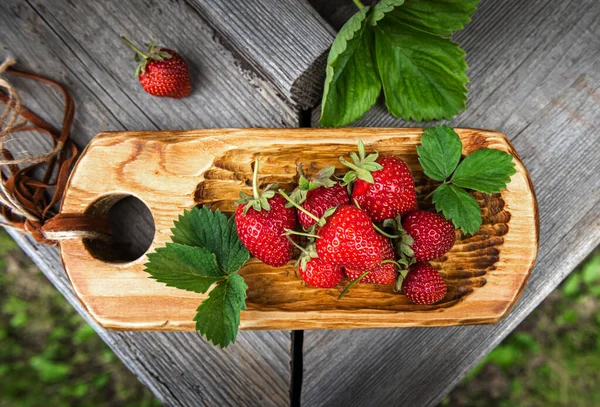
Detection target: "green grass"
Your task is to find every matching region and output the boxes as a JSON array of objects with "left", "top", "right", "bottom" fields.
[
  {"left": 0, "top": 230, "right": 161, "bottom": 407},
  {"left": 442, "top": 250, "right": 600, "bottom": 407}
]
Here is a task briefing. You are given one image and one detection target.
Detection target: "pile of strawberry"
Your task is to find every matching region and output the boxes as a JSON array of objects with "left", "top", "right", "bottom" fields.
[{"left": 234, "top": 142, "right": 456, "bottom": 305}]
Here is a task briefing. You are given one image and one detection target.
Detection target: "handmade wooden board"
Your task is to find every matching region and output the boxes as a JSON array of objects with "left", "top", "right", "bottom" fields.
[{"left": 59, "top": 128, "right": 538, "bottom": 331}]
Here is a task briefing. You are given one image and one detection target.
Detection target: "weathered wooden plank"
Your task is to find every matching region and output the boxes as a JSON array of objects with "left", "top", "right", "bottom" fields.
[
  {"left": 304, "top": 0, "right": 600, "bottom": 405},
  {"left": 1, "top": 0, "right": 300, "bottom": 405},
  {"left": 188, "top": 0, "right": 335, "bottom": 109}
]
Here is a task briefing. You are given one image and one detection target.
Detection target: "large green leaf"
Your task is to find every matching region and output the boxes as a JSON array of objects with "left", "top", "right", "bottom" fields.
[
  {"left": 194, "top": 273, "right": 247, "bottom": 348},
  {"left": 385, "top": 0, "right": 479, "bottom": 35},
  {"left": 432, "top": 184, "right": 481, "bottom": 234},
  {"left": 171, "top": 206, "right": 249, "bottom": 274},
  {"left": 417, "top": 125, "right": 463, "bottom": 181},
  {"left": 320, "top": 7, "right": 381, "bottom": 127},
  {"left": 451, "top": 148, "right": 516, "bottom": 193},
  {"left": 369, "top": 0, "right": 406, "bottom": 25},
  {"left": 375, "top": 17, "right": 469, "bottom": 121},
  {"left": 145, "top": 244, "right": 224, "bottom": 293}
]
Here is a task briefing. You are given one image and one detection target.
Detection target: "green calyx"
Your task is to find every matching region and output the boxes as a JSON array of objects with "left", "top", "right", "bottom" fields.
[
  {"left": 236, "top": 159, "right": 278, "bottom": 215},
  {"left": 380, "top": 215, "right": 416, "bottom": 293},
  {"left": 383, "top": 215, "right": 416, "bottom": 262},
  {"left": 340, "top": 139, "right": 383, "bottom": 185},
  {"left": 395, "top": 268, "right": 410, "bottom": 293},
  {"left": 121, "top": 36, "right": 172, "bottom": 78},
  {"left": 279, "top": 189, "right": 337, "bottom": 228},
  {"left": 295, "top": 242, "right": 319, "bottom": 272},
  {"left": 285, "top": 233, "right": 318, "bottom": 273},
  {"left": 287, "top": 164, "right": 337, "bottom": 206}
]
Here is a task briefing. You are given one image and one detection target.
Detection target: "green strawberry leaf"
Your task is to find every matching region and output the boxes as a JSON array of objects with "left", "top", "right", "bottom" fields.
[
  {"left": 383, "top": 0, "right": 479, "bottom": 35},
  {"left": 433, "top": 184, "right": 481, "bottom": 235},
  {"left": 146, "top": 206, "right": 251, "bottom": 348},
  {"left": 451, "top": 148, "right": 517, "bottom": 193},
  {"left": 374, "top": 16, "right": 469, "bottom": 121},
  {"left": 145, "top": 244, "right": 225, "bottom": 293},
  {"left": 319, "top": 1, "right": 478, "bottom": 126},
  {"left": 369, "top": 0, "right": 406, "bottom": 25},
  {"left": 194, "top": 273, "right": 247, "bottom": 348},
  {"left": 320, "top": 6, "right": 382, "bottom": 127},
  {"left": 417, "top": 125, "right": 463, "bottom": 181},
  {"left": 171, "top": 206, "right": 249, "bottom": 274}
]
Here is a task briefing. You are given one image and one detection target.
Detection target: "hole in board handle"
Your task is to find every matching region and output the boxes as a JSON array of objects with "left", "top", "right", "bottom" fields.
[{"left": 83, "top": 194, "right": 155, "bottom": 263}]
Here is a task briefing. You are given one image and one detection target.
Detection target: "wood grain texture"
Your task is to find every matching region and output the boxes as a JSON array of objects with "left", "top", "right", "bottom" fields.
[
  {"left": 58, "top": 128, "right": 537, "bottom": 331},
  {"left": 187, "top": 0, "right": 335, "bottom": 109},
  {"left": 304, "top": 0, "right": 600, "bottom": 406},
  {"left": 0, "top": 0, "right": 308, "bottom": 405}
]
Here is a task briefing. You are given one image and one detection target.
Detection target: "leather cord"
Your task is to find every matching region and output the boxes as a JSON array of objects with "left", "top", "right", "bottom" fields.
[{"left": 0, "top": 64, "right": 110, "bottom": 245}]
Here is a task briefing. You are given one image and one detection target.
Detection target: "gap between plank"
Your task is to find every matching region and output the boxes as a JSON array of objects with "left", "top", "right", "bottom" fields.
[
  {"left": 290, "top": 330, "right": 304, "bottom": 407},
  {"left": 289, "top": 108, "right": 313, "bottom": 406}
]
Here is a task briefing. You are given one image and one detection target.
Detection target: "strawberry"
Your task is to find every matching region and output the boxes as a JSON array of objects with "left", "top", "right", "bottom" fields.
[
  {"left": 300, "top": 184, "right": 349, "bottom": 230},
  {"left": 300, "top": 258, "right": 344, "bottom": 288},
  {"left": 402, "top": 210, "right": 456, "bottom": 261},
  {"left": 315, "top": 205, "right": 384, "bottom": 270},
  {"left": 341, "top": 141, "right": 417, "bottom": 221},
  {"left": 345, "top": 234, "right": 397, "bottom": 285},
  {"left": 235, "top": 160, "right": 297, "bottom": 267},
  {"left": 122, "top": 37, "right": 191, "bottom": 98},
  {"left": 288, "top": 165, "right": 349, "bottom": 230},
  {"left": 402, "top": 262, "right": 447, "bottom": 305}
]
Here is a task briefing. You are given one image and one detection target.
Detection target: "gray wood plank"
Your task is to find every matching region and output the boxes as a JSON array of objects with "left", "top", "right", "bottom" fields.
[
  {"left": 188, "top": 0, "right": 335, "bottom": 109},
  {"left": 1, "top": 0, "right": 301, "bottom": 405},
  {"left": 304, "top": 0, "right": 600, "bottom": 405}
]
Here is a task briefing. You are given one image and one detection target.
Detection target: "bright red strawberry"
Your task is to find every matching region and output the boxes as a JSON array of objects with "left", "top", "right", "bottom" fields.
[
  {"left": 122, "top": 37, "right": 191, "bottom": 98},
  {"left": 316, "top": 205, "right": 384, "bottom": 270},
  {"left": 300, "top": 183, "right": 349, "bottom": 229},
  {"left": 352, "top": 155, "right": 417, "bottom": 221},
  {"left": 235, "top": 160, "right": 297, "bottom": 267},
  {"left": 300, "top": 258, "right": 344, "bottom": 288},
  {"left": 402, "top": 262, "right": 447, "bottom": 305},
  {"left": 345, "top": 234, "right": 398, "bottom": 285},
  {"left": 288, "top": 165, "right": 349, "bottom": 230},
  {"left": 341, "top": 141, "right": 417, "bottom": 221},
  {"left": 402, "top": 210, "right": 456, "bottom": 261}
]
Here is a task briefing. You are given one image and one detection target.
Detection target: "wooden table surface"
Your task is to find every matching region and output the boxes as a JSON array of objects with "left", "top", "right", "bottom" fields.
[{"left": 1, "top": 0, "right": 599, "bottom": 406}]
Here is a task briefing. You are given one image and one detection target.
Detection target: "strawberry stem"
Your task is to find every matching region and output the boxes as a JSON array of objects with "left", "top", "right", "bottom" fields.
[
  {"left": 121, "top": 36, "right": 148, "bottom": 58},
  {"left": 340, "top": 156, "right": 374, "bottom": 184},
  {"left": 279, "top": 189, "right": 320, "bottom": 223},
  {"left": 380, "top": 259, "right": 403, "bottom": 269},
  {"left": 372, "top": 223, "right": 400, "bottom": 239},
  {"left": 286, "top": 234, "right": 308, "bottom": 255},
  {"left": 252, "top": 159, "right": 260, "bottom": 200},
  {"left": 352, "top": 0, "right": 365, "bottom": 10},
  {"left": 338, "top": 270, "right": 369, "bottom": 300},
  {"left": 285, "top": 229, "right": 320, "bottom": 239},
  {"left": 424, "top": 181, "right": 449, "bottom": 201}
]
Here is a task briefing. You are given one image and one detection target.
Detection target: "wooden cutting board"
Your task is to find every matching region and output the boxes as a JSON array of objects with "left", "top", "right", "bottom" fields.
[{"left": 59, "top": 128, "right": 539, "bottom": 331}]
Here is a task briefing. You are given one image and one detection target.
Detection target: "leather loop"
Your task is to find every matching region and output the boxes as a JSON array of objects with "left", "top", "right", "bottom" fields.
[{"left": 0, "top": 64, "right": 111, "bottom": 245}]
